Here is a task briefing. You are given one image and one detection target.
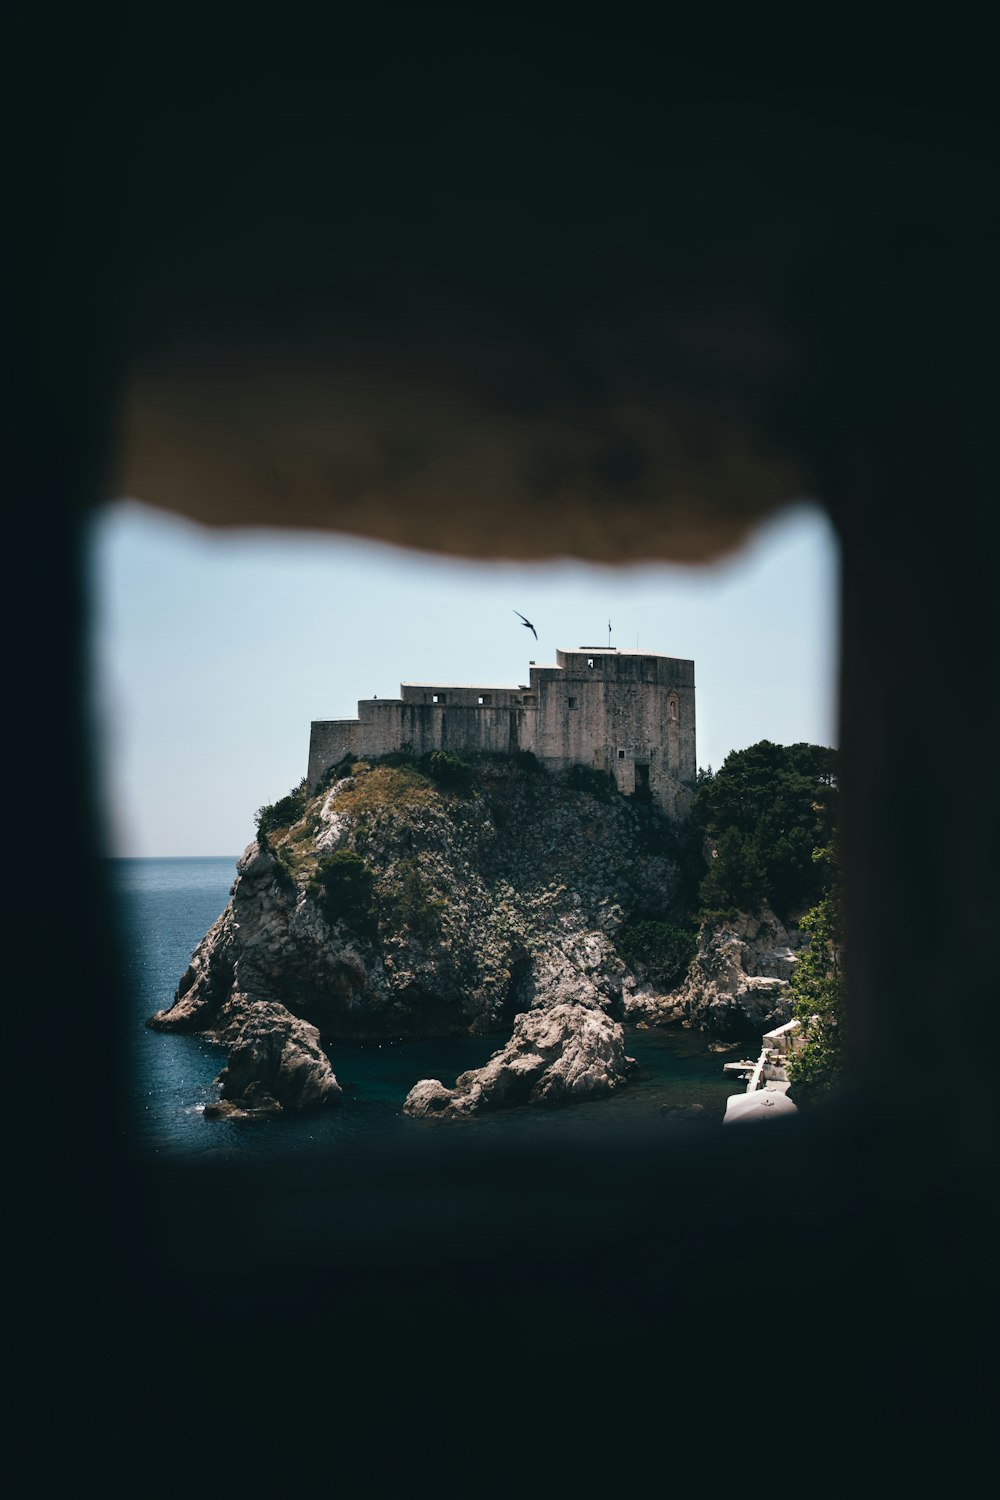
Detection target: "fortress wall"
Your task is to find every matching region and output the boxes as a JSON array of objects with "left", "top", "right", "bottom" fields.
[
  {"left": 397, "top": 701, "right": 528, "bottom": 758},
  {"left": 400, "top": 684, "right": 524, "bottom": 708},
  {"left": 309, "top": 699, "right": 532, "bottom": 787},
  {"left": 309, "top": 649, "right": 695, "bottom": 814},
  {"left": 526, "top": 651, "right": 696, "bottom": 812},
  {"left": 308, "top": 701, "right": 406, "bottom": 788},
  {"left": 308, "top": 719, "right": 364, "bottom": 788}
]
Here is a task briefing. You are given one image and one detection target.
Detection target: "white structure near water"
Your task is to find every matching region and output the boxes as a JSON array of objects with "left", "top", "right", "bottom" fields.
[{"left": 723, "top": 1019, "right": 801, "bottom": 1124}]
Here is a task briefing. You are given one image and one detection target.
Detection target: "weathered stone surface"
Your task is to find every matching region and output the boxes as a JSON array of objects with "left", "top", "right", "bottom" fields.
[
  {"left": 213, "top": 997, "right": 343, "bottom": 1113},
  {"left": 149, "top": 759, "right": 676, "bottom": 1049},
  {"left": 623, "top": 906, "right": 806, "bottom": 1040},
  {"left": 313, "top": 779, "right": 355, "bottom": 855},
  {"left": 146, "top": 757, "right": 754, "bottom": 1117},
  {"left": 403, "top": 1003, "right": 633, "bottom": 1118},
  {"left": 308, "top": 648, "right": 697, "bottom": 821}
]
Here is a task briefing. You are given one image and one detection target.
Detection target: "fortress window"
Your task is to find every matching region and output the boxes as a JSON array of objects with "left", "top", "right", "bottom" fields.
[
  {"left": 568, "top": 697, "right": 577, "bottom": 709},
  {"left": 618, "top": 749, "right": 626, "bottom": 759},
  {"left": 587, "top": 658, "right": 594, "bottom": 669},
  {"left": 478, "top": 694, "right": 491, "bottom": 705},
  {"left": 669, "top": 698, "right": 678, "bottom": 720},
  {"left": 433, "top": 693, "right": 446, "bottom": 704}
]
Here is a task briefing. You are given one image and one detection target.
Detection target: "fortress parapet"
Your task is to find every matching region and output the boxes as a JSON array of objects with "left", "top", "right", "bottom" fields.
[{"left": 308, "top": 647, "right": 696, "bottom": 817}]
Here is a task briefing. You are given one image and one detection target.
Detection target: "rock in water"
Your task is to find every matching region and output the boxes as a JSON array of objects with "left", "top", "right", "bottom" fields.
[
  {"left": 212, "top": 998, "right": 343, "bottom": 1115},
  {"left": 403, "top": 1002, "right": 633, "bottom": 1118}
]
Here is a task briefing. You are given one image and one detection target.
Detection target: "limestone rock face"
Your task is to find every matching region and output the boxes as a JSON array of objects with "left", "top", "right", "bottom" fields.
[
  {"left": 147, "top": 756, "right": 824, "bottom": 1117},
  {"left": 210, "top": 997, "right": 343, "bottom": 1115},
  {"left": 623, "top": 906, "right": 806, "bottom": 1040},
  {"left": 146, "top": 754, "right": 829, "bottom": 1117},
  {"left": 403, "top": 1002, "right": 634, "bottom": 1118},
  {"left": 148, "top": 757, "right": 682, "bottom": 1113}
]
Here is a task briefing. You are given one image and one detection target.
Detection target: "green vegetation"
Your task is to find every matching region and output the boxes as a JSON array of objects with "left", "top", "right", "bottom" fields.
[
  {"left": 694, "top": 741, "right": 837, "bottom": 921},
  {"left": 617, "top": 920, "right": 696, "bottom": 989},
  {"left": 269, "top": 845, "right": 298, "bottom": 893},
  {"left": 255, "top": 778, "right": 308, "bottom": 838},
  {"left": 786, "top": 843, "right": 846, "bottom": 1105},
  {"left": 332, "top": 762, "right": 443, "bottom": 815},
  {"left": 420, "top": 749, "right": 473, "bottom": 789},
  {"left": 309, "top": 850, "right": 376, "bottom": 937},
  {"left": 269, "top": 743, "right": 843, "bottom": 1060},
  {"left": 317, "top": 754, "right": 357, "bottom": 792},
  {"left": 392, "top": 855, "right": 448, "bottom": 942}
]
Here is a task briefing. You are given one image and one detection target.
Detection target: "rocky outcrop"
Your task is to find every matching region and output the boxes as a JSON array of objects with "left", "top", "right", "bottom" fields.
[
  {"left": 149, "top": 756, "right": 682, "bottom": 1115},
  {"left": 150, "top": 752, "right": 828, "bottom": 1120},
  {"left": 204, "top": 997, "right": 343, "bottom": 1118},
  {"left": 623, "top": 906, "right": 806, "bottom": 1040},
  {"left": 147, "top": 755, "right": 824, "bottom": 1115},
  {"left": 404, "top": 1003, "right": 636, "bottom": 1118}
]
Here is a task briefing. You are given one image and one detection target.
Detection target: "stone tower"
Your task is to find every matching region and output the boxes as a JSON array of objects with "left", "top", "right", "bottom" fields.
[{"left": 308, "top": 646, "right": 696, "bottom": 817}]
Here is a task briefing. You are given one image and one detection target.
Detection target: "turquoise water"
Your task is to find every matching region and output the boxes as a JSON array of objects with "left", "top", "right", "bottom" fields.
[{"left": 109, "top": 856, "right": 745, "bottom": 1161}]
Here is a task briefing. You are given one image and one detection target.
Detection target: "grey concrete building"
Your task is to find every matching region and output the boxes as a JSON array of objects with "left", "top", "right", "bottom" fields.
[{"left": 308, "top": 647, "right": 696, "bottom": 817}]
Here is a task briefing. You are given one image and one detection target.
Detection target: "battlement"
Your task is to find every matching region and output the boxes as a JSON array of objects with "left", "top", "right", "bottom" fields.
[{"left": 308, "top": 646, "right": 696, "bottom": 817}]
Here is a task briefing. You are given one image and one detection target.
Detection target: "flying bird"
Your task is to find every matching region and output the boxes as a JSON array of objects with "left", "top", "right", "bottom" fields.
[{"left": 513, "top": 610, "right": 538, "bottom": 641}]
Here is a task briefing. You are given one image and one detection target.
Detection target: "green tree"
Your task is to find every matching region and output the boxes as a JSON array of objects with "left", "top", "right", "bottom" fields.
[
  {"left": 786, "top": 843, "right": 846, "bottom": 1104},
  {"left": 617, "top": 920, "right": 696, "bottom": 989},
  {"left": 694, "top": 741, "right": 837, "bottom": 919}
]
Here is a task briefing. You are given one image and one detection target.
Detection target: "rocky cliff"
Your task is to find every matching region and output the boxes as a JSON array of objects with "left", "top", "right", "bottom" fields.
[
  {"left": 624, "top": 907, "right": 806, "bottom": 1038},
  {"left": 149, "top": 753, "right": 806, "bottom": 1118},
  {"left": 150, "top": 755, "right": 689, "bottom": 1116}
]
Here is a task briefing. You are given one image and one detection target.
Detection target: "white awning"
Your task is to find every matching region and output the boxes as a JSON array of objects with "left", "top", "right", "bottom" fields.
[{"left": 723, "top": 1088, "right": 799, "bottom": 1124}]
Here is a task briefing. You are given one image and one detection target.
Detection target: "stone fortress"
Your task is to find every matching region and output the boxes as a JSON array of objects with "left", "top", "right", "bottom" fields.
[{"left": 308, "top": 647, "right": 696, "bottom": 818}]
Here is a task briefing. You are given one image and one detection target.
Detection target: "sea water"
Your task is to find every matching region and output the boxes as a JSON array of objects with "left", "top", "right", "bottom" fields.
[{"left": 109, "top": 856, "right": 746, "bottom": 1162}]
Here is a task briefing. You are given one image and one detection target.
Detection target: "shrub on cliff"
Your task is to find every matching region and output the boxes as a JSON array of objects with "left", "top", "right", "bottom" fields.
[
  {"left": 617, "top": 920, "right": 696, "bottom": 990},
  {"left": 309, "top": 850, "right": 376, "bottom": 937},
  {"left": 256, "top": 778, "right": 309, "bottom": 837},
  {"left": 421, "top": 749, "right": 473, "bottom": 789},
  {"left": 392, "top": 855, "right": 447, "bottom": 942},
  {"left": 318, "top": 754, "right": 357, "bottom": 791},
  {"left": 786, "top": 843, "right": 846, "bottom": 1105},
  {"left": 369, "top": 748, "right": 476, "bottom": 786}
]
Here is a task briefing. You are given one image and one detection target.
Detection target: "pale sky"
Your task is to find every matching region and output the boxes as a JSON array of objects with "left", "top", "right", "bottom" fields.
[{"left": 86, "top": 499, "right": 840, "bottom": 857}]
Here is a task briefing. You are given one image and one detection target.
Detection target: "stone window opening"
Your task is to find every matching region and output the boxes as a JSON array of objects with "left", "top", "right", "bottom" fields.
[
  {"left": 433, "top": 693, "right": 446, "bottom": 704},
  {"left": 587, "top": 658, "right": 594, "bottom": 668},
  {"left": 478, "top": 694, "right": 491, "bottom": 705},
  {"left": 568, "top": 696, "right": 577, "bottom": 709},
  {"left": 618, "top": 748, "right": 626, "bottom": 759}
]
